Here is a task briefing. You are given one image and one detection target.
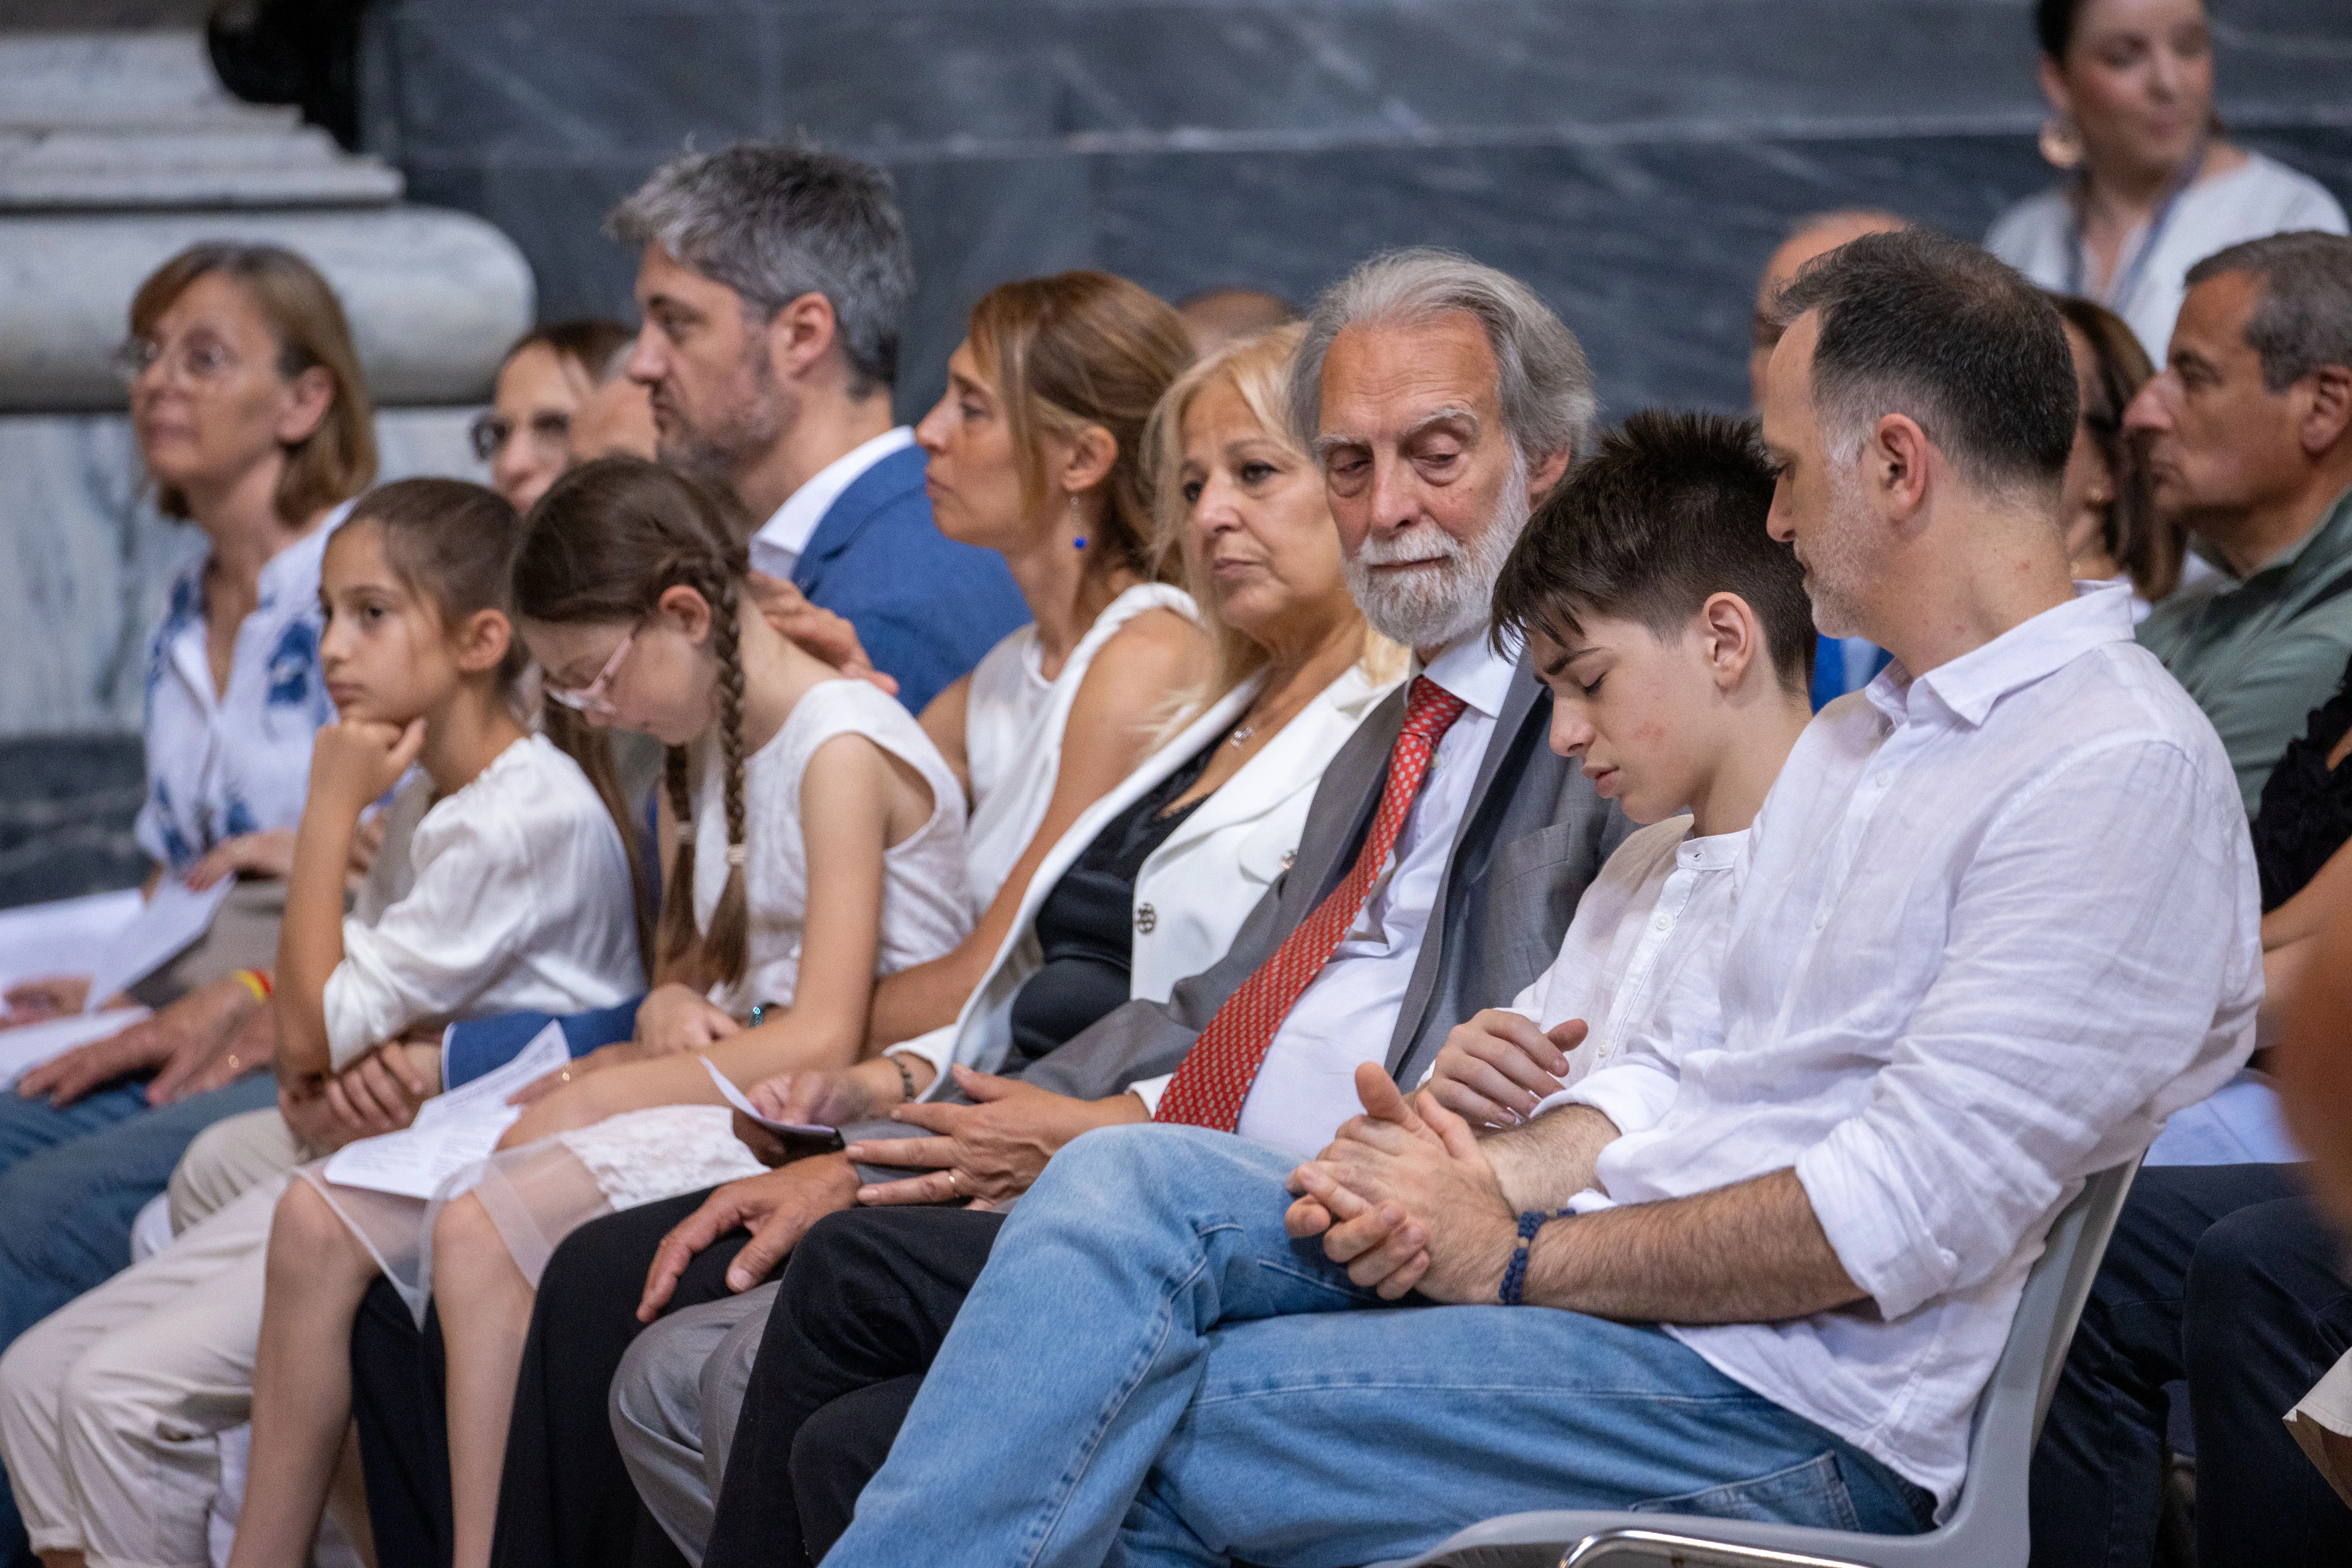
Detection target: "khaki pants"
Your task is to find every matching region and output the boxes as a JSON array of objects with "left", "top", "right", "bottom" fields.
[
  {"left": 0, "top": 1136, "right": 300, "bottom": 1566},
  {"left": 166, "top": 1107, "right": 314, "bottom": 1235}
]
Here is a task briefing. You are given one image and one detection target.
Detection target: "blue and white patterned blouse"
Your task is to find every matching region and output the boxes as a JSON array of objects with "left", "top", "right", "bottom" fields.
[{"left": 135, "top": 502, "right": 351, "bottom": 872}]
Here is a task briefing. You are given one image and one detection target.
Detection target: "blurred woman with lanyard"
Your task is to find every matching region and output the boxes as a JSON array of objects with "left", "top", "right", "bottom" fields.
[{"left": 1988, "top": 0, "right": 2346, "bottom": 363}]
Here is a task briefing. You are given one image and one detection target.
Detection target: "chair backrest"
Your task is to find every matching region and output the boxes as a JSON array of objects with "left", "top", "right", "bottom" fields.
[{"left": 1923, "top": 1158, "right": 2141, "bottom": 1556}]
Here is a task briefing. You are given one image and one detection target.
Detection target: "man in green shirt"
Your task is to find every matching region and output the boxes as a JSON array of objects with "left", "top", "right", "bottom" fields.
[{"left": 2131, "top": 232, "right": 2352, "bottom": 815}]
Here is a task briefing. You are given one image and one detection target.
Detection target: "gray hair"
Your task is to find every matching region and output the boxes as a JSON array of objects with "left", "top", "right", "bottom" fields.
[
  {"left": 1287, "top": 248, "right": 1597, "bottom": 463},
  {"left": 607, "top": 144, "right": 914, "bottom": 395},
  {"left": 2185, "top": 232, "right": 2352, "bottom": 392}
]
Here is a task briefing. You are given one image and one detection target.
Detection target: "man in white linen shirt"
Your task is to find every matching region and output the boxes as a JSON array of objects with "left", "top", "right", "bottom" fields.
[{"left": 815, "top": 230, "right": 2262, "bottom": 1568}]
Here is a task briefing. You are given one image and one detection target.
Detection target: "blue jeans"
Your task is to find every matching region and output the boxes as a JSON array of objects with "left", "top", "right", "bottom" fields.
[
  {"left": 0, "top": 1072, "right": 276, "bottom": 1564},
  {"left": 824, "top": 1125, "right": 1931, "bottom": 1568}
]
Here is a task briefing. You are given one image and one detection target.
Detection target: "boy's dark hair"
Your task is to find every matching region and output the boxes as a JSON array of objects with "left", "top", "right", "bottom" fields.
[
  {"left": 1491, "top": 410, "right": 1814, "bottom": 694},
  {"left": 1774, "top": 229, "right": 2076, "bottom": 498}
]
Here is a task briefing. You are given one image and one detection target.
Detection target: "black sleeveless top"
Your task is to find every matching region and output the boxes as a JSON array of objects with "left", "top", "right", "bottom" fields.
[
  {"left": 2251, "top": 650, "right": 2352, "bottom": 913},
  {"left": 1004, "top": 738, "right": 1222, "bottom": 1069}
]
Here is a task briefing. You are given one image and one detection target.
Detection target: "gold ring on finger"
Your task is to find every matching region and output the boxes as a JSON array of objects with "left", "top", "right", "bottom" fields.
[{"left": 946, "top": 1169, "right": 960, "bottom": 1198}]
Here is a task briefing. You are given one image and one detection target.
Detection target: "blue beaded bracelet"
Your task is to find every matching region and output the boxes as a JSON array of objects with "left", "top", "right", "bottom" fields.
[{"left": 1498, "top": 1207, "right": 1574, "bottom": 1306}]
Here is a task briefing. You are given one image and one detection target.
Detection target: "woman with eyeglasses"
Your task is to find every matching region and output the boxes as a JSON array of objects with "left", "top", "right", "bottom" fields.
[
  {"left": 470, "top": 322, "right": 639, "bottom": 511},
  {"left": 0, "top": 244, "right": 378, "bottom": 1552}
]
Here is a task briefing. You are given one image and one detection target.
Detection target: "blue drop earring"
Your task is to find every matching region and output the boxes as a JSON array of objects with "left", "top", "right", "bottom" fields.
[{"left": 1069, "top": 492, "right": 1087, "bottom": 550}]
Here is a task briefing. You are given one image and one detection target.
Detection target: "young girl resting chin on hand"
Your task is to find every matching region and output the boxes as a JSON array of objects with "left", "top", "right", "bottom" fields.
[
  {"left": 235, "top": 457, "right": 973, "bottom": 1568},
  {"left": 0, "top": 479, "right": 643, "bottom": 1568}
]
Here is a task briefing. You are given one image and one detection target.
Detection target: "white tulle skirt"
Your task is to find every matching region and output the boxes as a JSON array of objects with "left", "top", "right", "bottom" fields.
[{"left": 299, "top": 1104, "right": 769, "bottom": 1321}]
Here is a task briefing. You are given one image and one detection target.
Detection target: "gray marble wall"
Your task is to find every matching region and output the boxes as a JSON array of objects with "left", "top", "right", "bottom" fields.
[{"left": 361, "top": 0, "right": 2352, "bottom": 423}]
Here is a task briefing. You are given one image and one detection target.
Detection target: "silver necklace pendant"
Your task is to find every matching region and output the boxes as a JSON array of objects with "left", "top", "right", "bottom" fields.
[{"left": 1229, "top": 723, "right": 1254, "bottom": 748}]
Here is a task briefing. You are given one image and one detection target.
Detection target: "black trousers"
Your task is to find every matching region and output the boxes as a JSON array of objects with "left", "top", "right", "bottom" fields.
[
  {"left": 2029, "top": 1162, "right": 2352, "bottom": 1568},
  {"left": 704, "top": 1207, "right": 1004, "bottom": 1568},
  {"left": 348, "top": 1188, "right": 747, "bottom": 1568}
]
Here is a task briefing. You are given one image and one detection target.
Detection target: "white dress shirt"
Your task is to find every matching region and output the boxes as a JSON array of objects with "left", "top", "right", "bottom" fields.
[
  {"left": 1231, "top": 632, "right": 1517, "bottom": 1158},
  {"left": 134, "top": 503, "right": 350, "bottom": 871},
  {"left": 1465, "top": 817, "right": 1743, "bottom": 1111},
  {"left": 322, "top": 735, "right": 643, "bottom": 1069},
  {"left": 745, "top": 426, "right": 917, "bottom": 582},
  {"left": 1561, "top": 583, "right": 2262, "bottom": 1516}
]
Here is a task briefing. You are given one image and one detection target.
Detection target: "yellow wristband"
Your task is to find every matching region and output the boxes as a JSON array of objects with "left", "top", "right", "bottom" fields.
[{"left": 230, "top": 968, "right": 271, "bottom": 1004}]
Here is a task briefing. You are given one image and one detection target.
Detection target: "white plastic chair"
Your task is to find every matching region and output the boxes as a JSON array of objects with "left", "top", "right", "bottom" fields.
[{"left": 1371, "top": 1158, "right": 2141, "bottom": 1568}]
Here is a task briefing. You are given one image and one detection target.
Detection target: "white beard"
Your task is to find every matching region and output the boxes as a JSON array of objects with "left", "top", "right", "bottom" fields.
[{"left": 1343, "top": 458, "right": 1531, "bottom": 650}]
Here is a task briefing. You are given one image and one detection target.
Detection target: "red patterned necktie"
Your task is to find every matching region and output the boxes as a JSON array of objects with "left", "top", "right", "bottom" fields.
[{"left": 1155, "top": 675, "right": 1470, "bottom": 1130}]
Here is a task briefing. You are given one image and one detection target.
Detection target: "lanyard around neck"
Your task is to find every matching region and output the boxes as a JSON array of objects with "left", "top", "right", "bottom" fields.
[{"left": 2064, "top": 141, "right": 2209, "bottom": 306}]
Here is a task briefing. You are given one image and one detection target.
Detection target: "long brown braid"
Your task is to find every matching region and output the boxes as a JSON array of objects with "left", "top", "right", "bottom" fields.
[{"left": 514, "top": 457, "right": 760, "bottom": 989}]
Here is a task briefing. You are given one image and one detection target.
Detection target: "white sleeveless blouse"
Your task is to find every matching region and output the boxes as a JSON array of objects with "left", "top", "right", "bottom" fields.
[
  {"left": 959, "top": 582, "right": 1197, "bottom": 913},
  {"left": 689, "top": 677, "right": 972, "bottom": 1020}
]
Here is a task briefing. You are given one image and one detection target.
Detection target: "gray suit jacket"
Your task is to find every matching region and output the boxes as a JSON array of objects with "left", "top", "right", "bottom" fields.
[
  {"left": 1017, "top": 650, "right": 1632, "bottom": 1101},
  {"left": 846, "top": 652, "right": 1630, "bottom": 1171}
]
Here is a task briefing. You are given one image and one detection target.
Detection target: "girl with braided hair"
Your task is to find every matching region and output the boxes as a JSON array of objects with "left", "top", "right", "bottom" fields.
[
  {"left": 149, "top": 457, "right": 966, "bottom": 1568},
  {"left": 408, "top": 456, "right": 970, "bottom": 1568},
  {"left": 0, "top": 478, "right": 648, "bottom": 1568}
]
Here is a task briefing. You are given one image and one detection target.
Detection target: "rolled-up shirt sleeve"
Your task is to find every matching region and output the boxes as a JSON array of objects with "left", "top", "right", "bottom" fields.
[
  {"left": 1794, "top": 737, "right": 2257, "bottom": 1320},
  {"left": 321, "top": 808, "right": 536, "bottom": 1070},
  {"left": 1554, "top": 1056, "right": 1681, "bottom": 1136}
]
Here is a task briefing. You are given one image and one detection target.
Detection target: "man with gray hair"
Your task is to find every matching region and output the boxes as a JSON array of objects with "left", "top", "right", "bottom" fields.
[
  {"left": 536, "top": 248, "right": 1630, "bottom": 1567},
  {"left": 806, "top": 227, "right": 2255, "bottom": 1568},
  {"left": 609, "top": 143, "right": 1026, "bottom": 712},
  {"left": 2127, "top": 230, "right": 2352, "bottom": 813}
]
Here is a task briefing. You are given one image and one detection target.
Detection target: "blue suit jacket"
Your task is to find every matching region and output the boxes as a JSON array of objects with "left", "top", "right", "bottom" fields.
[
  {"left": 789, "top": 444, "right": 1028, "bottom": 715},
  {"left": 443, "top": 998, "right": 644, "bottom": 1089}
]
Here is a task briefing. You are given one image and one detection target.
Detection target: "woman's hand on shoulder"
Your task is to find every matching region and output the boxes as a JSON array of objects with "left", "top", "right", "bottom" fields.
[
  {"left": 633, "top": 982, "right": 741, "bottom": 1057},
  {"left": 310, "top": 717, "right": 426, "bottom": 815},
  {"left": 747, "top": 572, "right": 898, "bottom": 697}
]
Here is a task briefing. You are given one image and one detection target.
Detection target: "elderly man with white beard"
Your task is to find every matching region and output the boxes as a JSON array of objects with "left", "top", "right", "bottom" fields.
[{"left": 511, "top": 248, "right": 1635, "bottom": 1568}]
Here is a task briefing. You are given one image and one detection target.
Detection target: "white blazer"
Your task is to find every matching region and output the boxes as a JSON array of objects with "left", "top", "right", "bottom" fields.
[{"left": 888, "top": 660, "right": 1400, "bottom": 1097}]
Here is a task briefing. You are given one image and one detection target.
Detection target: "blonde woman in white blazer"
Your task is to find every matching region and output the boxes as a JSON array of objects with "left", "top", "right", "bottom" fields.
[{"left": 744, "top": 324, "right": 1405, "bottom": 1184}]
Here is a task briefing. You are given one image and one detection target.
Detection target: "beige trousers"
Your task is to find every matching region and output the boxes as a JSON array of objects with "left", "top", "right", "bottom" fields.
[
  {"left": 167, "top": 1107, "right": 314, "bottom": 1235},
  {"left": 0, "top": 1111, "right": 309, "bottom": 1568}
]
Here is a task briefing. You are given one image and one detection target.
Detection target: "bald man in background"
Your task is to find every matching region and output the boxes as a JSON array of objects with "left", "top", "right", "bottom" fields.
[
  {"left": 1749, "top": 210, "right": 1908, "bottom": 402},
  {"left": 1176, "top": 285, "right": 1298, "bottom": 355},
  {"left": 1751, "top": 209, "right": 1909, "bottom": 706}
]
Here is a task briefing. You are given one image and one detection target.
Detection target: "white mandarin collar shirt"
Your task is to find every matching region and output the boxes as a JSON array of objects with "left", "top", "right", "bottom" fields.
[
  {"left": 1482, "top": 817, "right": 1743, "bottom": 1114},
  {"left": 1232, "top": 630, "right": 1519, "bottom": 1158},
  {"left": 1562, "top": 582, "right": 2262, "bottom": 1516},
  {"left": 746, "top": 426, "right": 917, "bottom": 581}
]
